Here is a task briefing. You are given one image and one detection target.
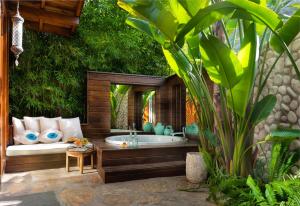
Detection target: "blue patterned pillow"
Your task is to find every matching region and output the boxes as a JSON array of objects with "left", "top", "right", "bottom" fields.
[
  {"left": 13, "top": 130, "right": 39, "bottom": 145},
  {"left": 39, "top": 129, "right": 63, "bottom": 143}
]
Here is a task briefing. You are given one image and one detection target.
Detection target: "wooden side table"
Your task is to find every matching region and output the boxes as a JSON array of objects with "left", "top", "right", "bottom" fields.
[{"left": 66, "top": 147, "right": 94, "bottom": 174}]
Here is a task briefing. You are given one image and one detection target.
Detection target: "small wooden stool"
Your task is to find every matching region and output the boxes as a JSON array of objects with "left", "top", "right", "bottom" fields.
[{"left": 66, "top": 147, "right": 94, "bottom": 174}]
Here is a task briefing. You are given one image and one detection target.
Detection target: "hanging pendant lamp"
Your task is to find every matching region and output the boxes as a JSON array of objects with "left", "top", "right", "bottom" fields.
[{"left": 11, "top": 1, "right": 24, "bottom": 66}]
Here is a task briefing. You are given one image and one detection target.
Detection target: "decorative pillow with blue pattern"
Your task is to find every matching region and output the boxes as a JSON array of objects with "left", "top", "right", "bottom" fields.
[
  {"left": 14, "top": 130, "right": 39, "bottom": 145},
  {"left": 39, "top": 129, "right": 63, "bottom": 143}
]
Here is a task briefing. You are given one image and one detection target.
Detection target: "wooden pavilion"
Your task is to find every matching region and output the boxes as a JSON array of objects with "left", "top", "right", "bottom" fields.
[{"left": 0, "top": 0, "right": 85, "bottom": 175}]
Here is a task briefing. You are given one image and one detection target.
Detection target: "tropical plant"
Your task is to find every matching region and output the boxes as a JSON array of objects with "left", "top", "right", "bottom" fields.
[
  {"left": 246, "top": 175, "right": 300, "bottom": 206},
  {"left": 118, "top": 0, "right": 300, "bottom": 177},
  {"left": 263, "top": 129, "right": 300, "bottom": 182},
  {"left": 110, "top": 84, "right": 131, "bottom": 128},
  {"left": 142, "top": 90, "right": 155, "bottom": 117}
]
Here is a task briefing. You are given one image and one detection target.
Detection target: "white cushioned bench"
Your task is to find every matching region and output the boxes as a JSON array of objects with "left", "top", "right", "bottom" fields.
[{"left": 6, "top": 142, "right": 72, "bottom": 156}]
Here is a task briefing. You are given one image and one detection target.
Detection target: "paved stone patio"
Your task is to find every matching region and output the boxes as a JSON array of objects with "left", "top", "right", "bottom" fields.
[{"left": 0, "top": 167, "right": 214, "bottom": 206}]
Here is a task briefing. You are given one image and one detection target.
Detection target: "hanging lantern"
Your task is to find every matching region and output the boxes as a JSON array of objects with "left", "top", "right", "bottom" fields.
[{"left": 10, "top": 2, "right": 24, "bottom": 66}]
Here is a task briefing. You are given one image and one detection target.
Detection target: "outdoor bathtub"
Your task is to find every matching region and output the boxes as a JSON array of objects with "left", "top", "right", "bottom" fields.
[{"left": 105, "top": 135, "right": 186, "bottom": 146}]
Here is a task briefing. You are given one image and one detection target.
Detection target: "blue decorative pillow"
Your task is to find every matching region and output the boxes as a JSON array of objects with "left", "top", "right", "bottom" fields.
[
  {"left": 39, "top": 129, "right": 63, "bottom": 143},
  {"left": 13, "top": 130, "right": 39, "bottom": 145}
]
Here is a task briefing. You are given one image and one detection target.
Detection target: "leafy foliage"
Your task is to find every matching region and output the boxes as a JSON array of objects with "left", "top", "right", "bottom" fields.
[
  {"left": 110, "top": 84, "right": 131, "bottom": 128},
  {"left": 118, "top": 0, "right": 300, "bottom": 178},
  {"left": 10, "top": 0, "right": 168, "bottom": 120},
  {"left": 246, "top": 176, "right": 300, "bottom": 206}
]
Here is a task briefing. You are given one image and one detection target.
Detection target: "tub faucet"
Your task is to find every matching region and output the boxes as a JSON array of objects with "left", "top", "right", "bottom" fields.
[{"left": 182, "top": 127, "right": 186, "bottom": 139}]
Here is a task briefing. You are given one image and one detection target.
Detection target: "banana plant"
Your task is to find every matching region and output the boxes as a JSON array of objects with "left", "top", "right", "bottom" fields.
[{"left": 118, "top": 0, "right": 300, "bottom": 176}]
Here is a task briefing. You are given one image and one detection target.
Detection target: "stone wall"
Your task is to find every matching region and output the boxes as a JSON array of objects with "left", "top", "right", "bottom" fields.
[{"left": 254, "top": 34, "right": 300, "bottom": 142}]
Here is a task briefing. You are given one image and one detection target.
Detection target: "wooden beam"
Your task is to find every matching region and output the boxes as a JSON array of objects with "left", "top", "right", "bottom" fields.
[
  {"left": 88, "top": 71, "right": 166, "bottom": 86},
  {"left": 41, "top": 0, "right": 45, "bottom": 9},
  {"left": 76, "top": 0, "right": 84, "bottom": 17},
  {"left": 25, "top": 21, "right": 71, "bottom": 37},
  {"left": 39, "top": 19, "right": 43, "bottom": 31},
  {"left": 8, "top": 4, "right": 79, "bottom": 27}
]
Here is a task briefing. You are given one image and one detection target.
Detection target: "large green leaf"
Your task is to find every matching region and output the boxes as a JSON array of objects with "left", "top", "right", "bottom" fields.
[
  {"left": 162, "top": 47, "right": 190, "bottom": 80},
  {"left": 118, "top": 0, "right": 178, "bottom": 40},
  {"left": 250, "top": 94, "right": 276, "bottom": 125},
  {"left": 169, "top": 0, "right": 190, "bottom": 24},
  {"left": 186, "top": 35, "right": 201, "bottom": 59},
  {"left": 228, "top": 0, "right": 281, "bottom": 29},
  {"left": 227, "top": 23, "right": 258, "bottom": 117},
  {"left": 126, "top": 17, "right": 167, "bottom": 45},
  {"left": 266, "top": 129, "right": 300, "bottom": 142},
  {"left": 200, "top": 35, "right": 244, "bottom": 89},
  {"left": 270, "top": 9, "right": 300, "bottom": 54},
  {"left": 176, "top": 2, "right": 236, "bottom": 42},
  {"left": 176, "top": 0, "right": 282, "bottom": 42},
  {"left": 178, "top": 0, "right": 209, "bottom": 16}
]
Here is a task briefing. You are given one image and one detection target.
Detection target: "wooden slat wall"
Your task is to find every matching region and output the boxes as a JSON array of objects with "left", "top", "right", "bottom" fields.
[
  {"left": 156, "top": 76, "right": 186, "bottom": 131},
  {"left": 0, "top": 0, "right": 9, "bottom": 175},
  {"left": 128, "top": 85, "right": 157, "bottom": 130},
  {"left": 86, "top": 72, "right": 167, "bottom": 138},
  {"left": 86, "top": 72, "right": 186, "bottom": 138},
  {"left": 87, "top": 76, "right": 111, "bottom": 138}
]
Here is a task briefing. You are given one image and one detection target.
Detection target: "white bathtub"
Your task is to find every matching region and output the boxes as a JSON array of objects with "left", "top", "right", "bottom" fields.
[{"left": 105, "top": 135, "right": 185, "bottom": 146}]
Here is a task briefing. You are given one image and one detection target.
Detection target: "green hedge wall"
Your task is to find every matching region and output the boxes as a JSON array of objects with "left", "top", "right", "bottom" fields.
[{"left": 9, "top": 0, "right": 168, "bottom": 121}]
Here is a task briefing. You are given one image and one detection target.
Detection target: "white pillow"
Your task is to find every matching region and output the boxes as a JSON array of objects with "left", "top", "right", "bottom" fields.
[
  {"left": 59, "top": 117, "right": 83, "bottom": 141},
  {"left": 39, "top": 129, "right": 63, "bottom": 143},
  {"left": 12, "top": 117, "right": 25, "bottom": 136},
  {"left": 12, "top": 117, "right": 25, "bottom": 145},
  {"left": 14, "top": 130, "right": 39, "bottom": 145},
  {"left": 24, "top": 116, "right": 43, "bottom": 133},
  {"left": 40, "top": 117, "right": 61, "bottom": 132}
]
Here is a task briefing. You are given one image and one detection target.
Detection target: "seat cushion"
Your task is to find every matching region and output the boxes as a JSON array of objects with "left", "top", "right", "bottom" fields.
[{"left": 6, "top": 142, "right": 72, "bottom": 156}]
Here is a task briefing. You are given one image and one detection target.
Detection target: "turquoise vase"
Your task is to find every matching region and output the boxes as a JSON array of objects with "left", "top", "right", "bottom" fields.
[
  {"left": 186, "top": 123, "right": 199, "bottom": 136},
  {"left": 143, "top": 122, "right": 153, "bottom": 132},
  {"left": 154, "top": 122, "right": 165, "bottom": 135},
  {"left": 164, "top": 125, "right": 174, "bottom": 136}
]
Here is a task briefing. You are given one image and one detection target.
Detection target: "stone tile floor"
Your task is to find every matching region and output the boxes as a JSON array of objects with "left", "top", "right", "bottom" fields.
[{"left": 0, "top": 167, "right": 215, "bottom": 206}]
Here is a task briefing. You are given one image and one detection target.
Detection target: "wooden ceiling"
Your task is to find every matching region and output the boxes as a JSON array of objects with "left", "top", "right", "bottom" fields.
[{"left": 7, "top": 0, "right": 85, "bottom": 36}]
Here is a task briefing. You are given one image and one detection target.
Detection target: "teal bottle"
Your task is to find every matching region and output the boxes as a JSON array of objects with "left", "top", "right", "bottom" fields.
[
  {"left": 164, "top": 125, "right": 174, "bottom": 136},
  {"left": 143, "top": 122, "right": 153, "bottom": 132},
  {"left": 186, "top": 123, "right": 199, "bottom": 136},
  {"left": 154, "top": 122, "right": 165, "bottom": 135}
]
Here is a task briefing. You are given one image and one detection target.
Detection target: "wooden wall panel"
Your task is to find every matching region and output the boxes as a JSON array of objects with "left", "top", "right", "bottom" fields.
[
  {"left": 128, "top": 85, "right": 156, "bottom": 130},
  {"left": 0, "top": 0, "right": 9, "bottom": 175},
  {"left": 86, "top": 73, "right": 111, "bottom": 138},
  {"left": 156, "top": 76, "right": 186, "bottom": 131},
  {"left": 85, "top": 72, "right": 186, "bottom": 139}
]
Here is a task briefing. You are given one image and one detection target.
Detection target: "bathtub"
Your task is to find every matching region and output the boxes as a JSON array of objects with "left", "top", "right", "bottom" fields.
[{"left": 105, "top": 135, "right": 186, "bottom": 146}]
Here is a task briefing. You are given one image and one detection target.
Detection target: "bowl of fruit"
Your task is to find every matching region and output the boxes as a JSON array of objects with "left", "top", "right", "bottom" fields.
[{"left": 65, "top": 137, "right": 89, "bottom": 148}]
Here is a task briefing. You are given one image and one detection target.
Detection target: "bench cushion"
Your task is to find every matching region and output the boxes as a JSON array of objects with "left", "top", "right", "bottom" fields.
[{"left": 6, "top": 142, "right": 72, "bottom": 156}]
